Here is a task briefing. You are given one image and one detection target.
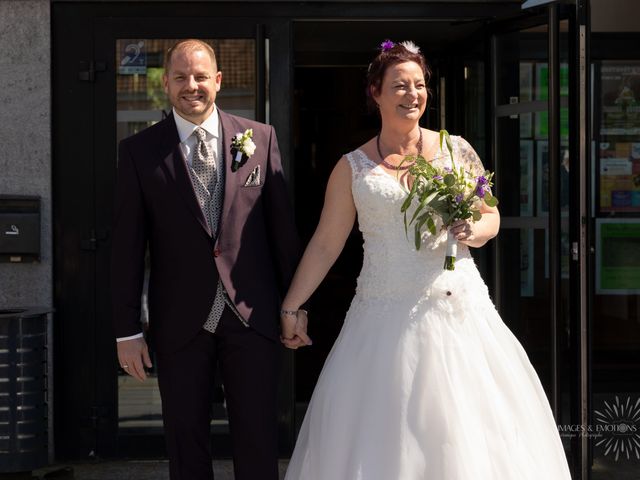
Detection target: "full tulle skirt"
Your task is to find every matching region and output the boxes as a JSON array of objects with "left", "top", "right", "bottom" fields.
[{"left": 285, "top": 260, "right": 572, "bottom": 480}]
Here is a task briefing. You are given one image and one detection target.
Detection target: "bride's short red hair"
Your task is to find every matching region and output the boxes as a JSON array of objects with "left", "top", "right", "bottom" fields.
[{"left": 366, "top": 42, "right": 431, "bottom": 111}]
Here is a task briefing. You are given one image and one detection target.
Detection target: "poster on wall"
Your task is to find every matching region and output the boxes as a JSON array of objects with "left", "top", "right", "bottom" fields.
[
  {"left": 596, "top": 219, "right": 640, "bottom": 294},
  {"left": 535, "top": 63, "right": 570, "bottom": 141},
  {"left": 520, "top": 229, "right": 534, "bottom": 297},
  {"left": 599, "top": 146, "right": 640, "bottom": 213},
  {"left": 536, "top": 140, "right": 570, "bottom": 216},
  {"left": 520, "top": 140, "right": 534, "bottom": 216},
  {"left": 600, "top": 62, "right": 640, "bottom": 136},
  {"left": 520, "top": 63, "right": 533, "bottom": 138},
  {"left": 598, "top": 62, "right": 640, "bottom": 212}
]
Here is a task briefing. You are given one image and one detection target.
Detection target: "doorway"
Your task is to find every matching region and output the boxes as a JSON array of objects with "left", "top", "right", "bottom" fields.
[
  {"left": 293, "top": 10, "right": 579, "bottom": 470},
  {"left": 52, "top": 3, "right": 596, "bottom": 476}
]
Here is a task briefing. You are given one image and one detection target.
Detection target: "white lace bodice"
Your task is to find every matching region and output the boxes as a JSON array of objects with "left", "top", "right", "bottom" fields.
[{"left": 346, "top": 136, "right": 487, "bottom": 301}]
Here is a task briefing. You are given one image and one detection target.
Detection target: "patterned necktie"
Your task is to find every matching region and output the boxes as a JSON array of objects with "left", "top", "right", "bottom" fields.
[{"left": 192, "top": 127, "right": 216, "bottom": 189}]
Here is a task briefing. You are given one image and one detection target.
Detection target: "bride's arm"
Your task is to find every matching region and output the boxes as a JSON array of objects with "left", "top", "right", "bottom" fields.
[
  {"left": 449, "top": 201, "right": 500, "bottom": 248},
  {"left": 280, "top": 157, "right": 356, "bottom": 340}
]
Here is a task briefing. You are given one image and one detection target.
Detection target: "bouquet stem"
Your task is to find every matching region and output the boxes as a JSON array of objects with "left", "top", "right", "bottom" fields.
[{"left": 444, "top": 229, "right": 457, "bottom": 270}]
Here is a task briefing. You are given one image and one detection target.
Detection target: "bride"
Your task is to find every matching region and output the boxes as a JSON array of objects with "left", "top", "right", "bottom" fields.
[{"left": 279, "top": 40, "right": 572, "bottom": 479}]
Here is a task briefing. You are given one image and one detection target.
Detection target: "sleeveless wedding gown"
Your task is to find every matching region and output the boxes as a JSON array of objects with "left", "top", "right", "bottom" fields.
[{"left": 285, "top": 136, "right": 572, "bottom": 480}]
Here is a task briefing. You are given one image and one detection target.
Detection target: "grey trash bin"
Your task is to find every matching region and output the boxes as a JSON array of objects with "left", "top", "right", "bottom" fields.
[{"left": 0, "top": 307, "right": 51, "bottom": 473}]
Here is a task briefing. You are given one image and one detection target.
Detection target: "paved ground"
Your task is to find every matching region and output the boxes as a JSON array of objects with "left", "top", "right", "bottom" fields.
[
  {"left": 27, "top": 460, "right": 288, "bottom": 479},
  {"left": 15, "top": 455, "right": 638, "bottom": 479}
]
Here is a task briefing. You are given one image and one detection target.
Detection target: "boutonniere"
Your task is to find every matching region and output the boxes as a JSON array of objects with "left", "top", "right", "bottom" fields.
[{"left": 230, "top": 129, "right": 256, "bottom": 171}]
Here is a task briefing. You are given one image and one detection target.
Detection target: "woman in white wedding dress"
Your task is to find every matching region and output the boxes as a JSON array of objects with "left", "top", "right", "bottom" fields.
[{"left": 279, "top": 41, "right": 572, "bottom": 480}]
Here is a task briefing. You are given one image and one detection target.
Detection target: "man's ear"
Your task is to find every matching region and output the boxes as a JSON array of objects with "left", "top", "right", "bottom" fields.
[
  {"left": 162, "top": 74, "right": 169, "bottom": 94},
  {"left": 215, "top": 71, "right": 222, "bottom": 92}
]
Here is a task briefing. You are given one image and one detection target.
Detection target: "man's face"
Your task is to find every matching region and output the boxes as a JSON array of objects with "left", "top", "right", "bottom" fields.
[{"left": 163, "top": 48, "right": 221, "bottom": 125}]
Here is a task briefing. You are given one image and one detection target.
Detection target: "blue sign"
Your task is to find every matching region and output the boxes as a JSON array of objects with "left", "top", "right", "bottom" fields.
[{"left": 119, "top": 40, "right": 147, "bottom": 75}]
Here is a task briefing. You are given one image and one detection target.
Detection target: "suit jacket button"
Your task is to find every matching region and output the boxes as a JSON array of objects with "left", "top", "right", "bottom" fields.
[{"left": 213, "top": 248, "right": 220, "bottom": 257}]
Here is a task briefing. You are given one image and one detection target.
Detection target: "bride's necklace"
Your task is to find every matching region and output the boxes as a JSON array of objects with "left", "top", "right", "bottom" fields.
[{"left": 376, "top": 128, "right": 423, "bottom": 171}]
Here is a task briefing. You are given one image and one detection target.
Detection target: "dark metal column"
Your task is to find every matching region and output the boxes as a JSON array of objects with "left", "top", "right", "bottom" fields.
[
  {"left": 575, "top": 1, "right": 591, "bottom": 477},
  {"left": 548, "top": 2, "right": 562, "bottom": 420}
]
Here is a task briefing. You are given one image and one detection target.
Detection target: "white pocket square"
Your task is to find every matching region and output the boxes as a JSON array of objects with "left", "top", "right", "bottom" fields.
[{"left": 244, "top": 165, "right": 261, "bottom": 187}]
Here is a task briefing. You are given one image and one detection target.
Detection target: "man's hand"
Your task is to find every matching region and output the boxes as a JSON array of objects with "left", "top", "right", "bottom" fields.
[
  {"left": 117, "top": 337, "right": 152, "bottom": 381},
  {"left": 280, "top": 310, "right": 312, "bottom": 350}
]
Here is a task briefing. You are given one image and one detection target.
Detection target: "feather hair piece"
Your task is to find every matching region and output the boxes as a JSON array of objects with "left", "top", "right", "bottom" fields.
[{"left": 400, "top": 41, "right": 421, "bottom": 54}]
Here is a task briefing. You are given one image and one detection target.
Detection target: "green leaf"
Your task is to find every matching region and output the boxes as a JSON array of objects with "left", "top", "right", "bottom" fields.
[
  {"left": 427, "top": 216, "right": 436, "bottom": 235},
  {"left": 409, "top": 197, "right": 428, "bottom": 225},
  {"left": 422, "top": 189, "right": 438, "bottom": 205},
  {"left": 472, "top": 210, "right": 482, "bottom": 221},
  {"left": 439, "top": 130, "right": 446, "bottom": 151},
  {"left": 401, "top": 192, "right": 414, "bottom": 213},
  {"left": 414, "top": 224, "right": 422, "bottom": 250},
  {"left": 443, "top": 174, "right": 455, "bottom": 187},
  {"left": 484, "top": 194, "right": 499, "bottom": 207}
]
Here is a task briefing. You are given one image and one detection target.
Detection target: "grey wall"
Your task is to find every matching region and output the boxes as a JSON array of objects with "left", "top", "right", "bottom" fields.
[{"left": 0, "top": 0, "right": 52, "bottom": 308}]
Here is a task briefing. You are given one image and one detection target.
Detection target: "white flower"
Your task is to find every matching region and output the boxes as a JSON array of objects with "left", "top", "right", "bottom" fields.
[
  {"left": 400, "top": 41, "right": 421, "bottom": 54},
  {"left": 243, "top": 138, "right": 256, "bottom": 156},
  {"left": 231, "top": 128, "right": 256, "bottom": 158}
]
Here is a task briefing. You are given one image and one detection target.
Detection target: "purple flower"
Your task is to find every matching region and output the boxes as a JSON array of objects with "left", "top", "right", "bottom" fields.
[
  {"left": 444, "top": 167, "right": 452, "bottom": 173},
  {"left": 380, "top": 40, "right": 395, "bottom": 51},
  {"left": 455, "top": 193, "right": 464, "bottom": 204},
  {"left": 475, "top": 175, "right": 490, "bottom": 198},
  {"left": 433, "top": 174, "right": 443, "bottom": 181}
]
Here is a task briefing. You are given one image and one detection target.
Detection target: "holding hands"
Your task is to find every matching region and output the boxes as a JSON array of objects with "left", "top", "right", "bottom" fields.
[{"left": 280, "top": 309, "right": 312, "bottom": 350}]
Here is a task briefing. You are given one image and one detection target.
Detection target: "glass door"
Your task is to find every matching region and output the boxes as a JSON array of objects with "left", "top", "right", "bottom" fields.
[
  {"left": 88, "top": 14, "right": 290, "bottom": 458},
  {"left": 488, "top": 4, "right": 577, "bottom": 474},
  {"left": 590, "top": 56, "right": 640, "bottom": 478}
]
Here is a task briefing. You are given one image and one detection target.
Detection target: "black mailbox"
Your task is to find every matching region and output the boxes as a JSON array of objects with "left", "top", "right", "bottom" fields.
[{"left": 0, "top": 196, "right": 41, "bottom": 263}]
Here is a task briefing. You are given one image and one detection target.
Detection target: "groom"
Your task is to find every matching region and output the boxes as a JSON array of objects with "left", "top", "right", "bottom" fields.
[{"left": 111, "top": 39, "right": 309, "bottom": 480}]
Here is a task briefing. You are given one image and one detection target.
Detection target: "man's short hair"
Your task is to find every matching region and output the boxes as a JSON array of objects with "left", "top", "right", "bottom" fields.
[{"left": 164, "top": 39, "right": 218, "bottom": 72}]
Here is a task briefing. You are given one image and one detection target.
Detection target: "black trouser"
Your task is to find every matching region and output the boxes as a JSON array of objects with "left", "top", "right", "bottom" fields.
[{"left": 156, "top": 307, "right": 280, "bottom": 480}]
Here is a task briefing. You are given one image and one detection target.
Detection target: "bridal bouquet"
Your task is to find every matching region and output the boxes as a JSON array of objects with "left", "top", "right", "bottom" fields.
[{"left": 400, "top": 130, "right": 498, "bottom": 270}]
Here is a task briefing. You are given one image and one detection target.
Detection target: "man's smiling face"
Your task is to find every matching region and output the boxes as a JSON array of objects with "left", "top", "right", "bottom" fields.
[{"left": 163, "top": 47, "right": 221, "bottom": 125}]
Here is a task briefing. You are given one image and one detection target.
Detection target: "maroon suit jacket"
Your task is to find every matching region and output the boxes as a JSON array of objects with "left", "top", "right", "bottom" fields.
[{"left": 111, "top": 110, "right": 301, "bottom": 353}]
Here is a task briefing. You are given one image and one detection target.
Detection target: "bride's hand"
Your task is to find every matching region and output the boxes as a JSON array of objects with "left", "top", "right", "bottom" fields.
[
  {"left": 448, "top": 219, "right": 475, "bottom": 245},
  {"left": 280, "top": 310, "right": 312, "bottom": 349}
]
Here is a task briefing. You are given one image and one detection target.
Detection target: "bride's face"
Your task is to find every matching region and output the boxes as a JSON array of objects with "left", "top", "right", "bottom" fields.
[{"left": 373, "top": 61, "right": 427, "bottom": 123}]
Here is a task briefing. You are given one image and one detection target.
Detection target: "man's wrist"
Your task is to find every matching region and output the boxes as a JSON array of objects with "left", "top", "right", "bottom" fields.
[{"left": 116, "top": 332, "right": 144, "bottom": 342}]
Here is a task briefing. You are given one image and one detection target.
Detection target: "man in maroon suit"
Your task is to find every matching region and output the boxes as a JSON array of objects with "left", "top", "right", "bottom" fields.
[{"left": 111, "top": 39, "right": 310, "bottom": 480}]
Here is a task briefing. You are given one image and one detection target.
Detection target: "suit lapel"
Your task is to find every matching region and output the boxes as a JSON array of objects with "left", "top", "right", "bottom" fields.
[
  {"left": 218, "top": 109, "right": 240, "bottom": 238},
  {"left": 159, "top": 114, "right": 212, "bottom": 237}
]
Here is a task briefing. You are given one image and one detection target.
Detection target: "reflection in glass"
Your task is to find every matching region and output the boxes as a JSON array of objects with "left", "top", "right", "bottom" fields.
[
  {"left": 592, "top": 60, "right": 640, "bottom": 478},
  {"left": 494, "top": 22, "right": 573, "bottom": 464}
]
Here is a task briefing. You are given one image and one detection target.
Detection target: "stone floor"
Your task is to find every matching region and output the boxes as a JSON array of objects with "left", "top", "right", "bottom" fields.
[
  {"left": 20, "top": 457, "right": 640, "bottom": 480},
  {"left": 28, "top": 460, "right": 288, "bottom": 480},
  {"left": 14, "top": 454, "right": 639, "bottom": 479}
]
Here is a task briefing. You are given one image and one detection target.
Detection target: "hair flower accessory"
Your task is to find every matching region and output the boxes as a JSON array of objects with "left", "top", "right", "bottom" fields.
[
  {"left": 380, "top": 39, "right": 395, "bottom": 51},
  {"left": 400, "top": 41, "right": 421, "bottom": 54},
  {"left": 231, "top": 128, "right": 256, "bottom": 171}
]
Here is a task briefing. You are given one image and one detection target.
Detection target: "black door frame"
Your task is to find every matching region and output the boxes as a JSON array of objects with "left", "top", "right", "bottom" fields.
[
  {"left": 53, "top": 3, "right": 295, "bottom": 459},
  {"left": 482, "top": 3, "right": 590, "bottom": 478},
  {"left": 53, "top": 0, "right": 567, "bottom": 462},
  {"left": 92, "top": 17, "right": 286, "bottom": 458}
]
